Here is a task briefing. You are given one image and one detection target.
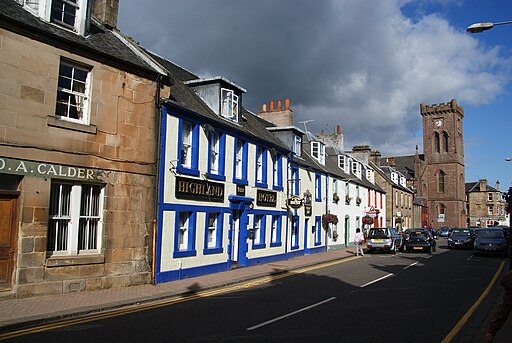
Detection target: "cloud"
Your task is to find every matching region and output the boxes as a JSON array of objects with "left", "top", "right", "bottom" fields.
[{"left": 118, "top": 0, "right": 510, "bottom": 156}]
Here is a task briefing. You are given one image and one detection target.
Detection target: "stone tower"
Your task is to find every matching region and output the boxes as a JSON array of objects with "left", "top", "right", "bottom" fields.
[{"left": 419, "top": 99, "right": 466, "bottom": 228}]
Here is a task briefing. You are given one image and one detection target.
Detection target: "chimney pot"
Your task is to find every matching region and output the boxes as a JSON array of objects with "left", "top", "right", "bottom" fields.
[
  {"left": 337, "top": 125, "right": 341, "bottom": 134},
  {"left": 285, "top": 98, "right": 290, "bottom": 109},
  {"left": 262, "top": 103, "right": 267, "bottom": 112},
  {"left": 277, "top": 100, "right": 282, "bottom": 110},
  {"left": 269, "top": 100, "right": 274, "bottom": 111}
]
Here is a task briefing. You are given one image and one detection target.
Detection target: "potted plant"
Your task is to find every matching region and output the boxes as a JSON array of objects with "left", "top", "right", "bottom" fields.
[
  {"left": 356, "top": 197, "right": 362, "bottom": 205},
  {"left": 345, "top": 195, "right": 352, "bottom": 204},
  {"left": 332, "top": 230, "right": 339, "bottom": 242},
  {"left": 322, "top": 213, "right": 339, "bottom": 230},
  {"left": 362, "top": 215, "right": 374, "bottom": 225},
  {"left": 332, "top": 192, "right": 340, "bottom": 204}
]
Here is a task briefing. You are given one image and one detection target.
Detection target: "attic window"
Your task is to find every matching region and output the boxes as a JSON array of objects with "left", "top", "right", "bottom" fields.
[
  {"left": 51, "top": 0, "right": 79, "bottom": 30},
  {"left": 338, "top": 155, "right": 345, "bottom": 170},
  {"left": 311, "top": 142, "right": 325, "bottom": 164},
  {"left": 220, "top": 88, "right": 239, "bottom": 122}
]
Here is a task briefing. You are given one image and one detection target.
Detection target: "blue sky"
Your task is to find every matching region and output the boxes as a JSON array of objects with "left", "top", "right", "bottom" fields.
[{"left": 118, "top": 0, "right": 512, "bottom": 191}]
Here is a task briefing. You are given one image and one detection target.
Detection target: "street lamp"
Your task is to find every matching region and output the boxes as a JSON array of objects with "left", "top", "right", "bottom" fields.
[{"left": 467, "top": 21, "right": 512, "bottom": 33}]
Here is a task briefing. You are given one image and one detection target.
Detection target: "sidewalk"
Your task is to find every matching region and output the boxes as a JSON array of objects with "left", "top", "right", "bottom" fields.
[
  {"left": 0, "top": 247, "right": 355, "bottom": 333},
  {"left": 1, "top": 247, "right": 511, "bottom": 342}
]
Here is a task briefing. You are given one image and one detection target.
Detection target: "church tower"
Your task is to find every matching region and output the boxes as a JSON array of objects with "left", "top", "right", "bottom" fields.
[{"left": 420, "top": 99, "right": 466, "bottom": 228}]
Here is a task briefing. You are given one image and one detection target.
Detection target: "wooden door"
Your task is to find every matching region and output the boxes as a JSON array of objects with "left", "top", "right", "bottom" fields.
[{"left": 0, "top": 194, "right": 18, "bottom": 291}]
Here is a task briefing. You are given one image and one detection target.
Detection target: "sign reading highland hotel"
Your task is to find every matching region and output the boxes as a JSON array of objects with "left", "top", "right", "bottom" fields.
[
  {"left": 0, "top": 156, "right": 106, "bottom": 182},
  {"left": 256, "top": 189, "right": 277, "bottom": 207},
  {"left": 175, "top": 176, "right": 224, "bottom": 202}
]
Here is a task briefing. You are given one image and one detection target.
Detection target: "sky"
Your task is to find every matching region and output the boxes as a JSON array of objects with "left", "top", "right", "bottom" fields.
[{"left": 118, "top": 0, "right": 512, "bottom": 191}]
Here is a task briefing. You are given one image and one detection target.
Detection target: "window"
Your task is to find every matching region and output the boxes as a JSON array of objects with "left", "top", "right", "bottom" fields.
[
  {"left": 270, "top": 215, "right": 282, "bottom": 247},
  {"left": 311, "top": 142, "right": 325, "bottom": 164},
  {"left": 48, "top": 182, "right": 103, "bottom": 256},
  {"left": 488, "top": 205, "right": 493, "bottom": 215},
  {"left": 255, "top": 146, "right": 268, "bottom": 188},
  {"left": 438, "top": 170, "right": 445, "bottom": 193},
  {"left": 204, "top": 212, "right": 223, "bottom": 254},
  {"left": 55, "top": 60, "right": 90, "bottom": 124},
  {"left": 438, "top": 204, "right": 445, "bottom": 216},
  {"left": 290, "top": 166, "right": 300, "bottom": 196},
  {"left": 291, "top": 216, "right": 299, "bottom": 249},
  {"left": 220, "top": 88, "right": 239, "bottom": 122},
  {"left": 233, "top": 139, "right": 248, "bottom": 184},
  {"left": 272, "top": 153, "right": 283, "bottom": 191},
  {"left": 333, "top": 179, "right": 338, "bottom": 194},
  {"left": 51, "top": 0, "right": 79, "bottom": 30},
  {"left": 178, "top": 120, "right": 199, "bottom": 176},
  {"left": 20, "top": 0, "right": 39, "bottom": 12},
  {"left": 315, "top": 173, "right": 321, "bottom": 202},
  {"left": 253, "top": 214, "right": 266, "bottom": 248},
  {"left": 488, "top": 193, "right": 493, "bottom": 202},
  {"left": 434, "top": 132, "right": 440, "bottom": 153},
  {"left": 338, "top": 155, "right": 345, "bottom": 170},
  {"left": 207, "top": 131, "right": 226, "bottom": 181},
  {"left": 174, "top": 211, "right": 196, "bottom": 257},
  {"left": 443, "top": 132, "right": 449, "bottom": 153},
  {"left": 315, "top": 216, "right": 322, "bottom": 246},
  {"left": 293, "top": 135, "right": 302, "bottom": 156}
]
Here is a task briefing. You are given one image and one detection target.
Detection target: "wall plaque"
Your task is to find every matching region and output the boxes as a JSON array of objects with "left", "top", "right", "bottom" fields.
[{"left": 256, "top": 189, "right": 277, "bottom": 207}]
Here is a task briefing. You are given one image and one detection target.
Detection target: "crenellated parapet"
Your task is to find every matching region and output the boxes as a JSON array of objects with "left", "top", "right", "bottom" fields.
[{"left": 420, "top": 99, "right": 464, "bottom": 117}]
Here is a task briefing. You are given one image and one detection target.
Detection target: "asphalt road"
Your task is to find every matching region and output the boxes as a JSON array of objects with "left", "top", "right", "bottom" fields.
[{"left": 6, "top": 239, "right": 508, "bottom": 343}]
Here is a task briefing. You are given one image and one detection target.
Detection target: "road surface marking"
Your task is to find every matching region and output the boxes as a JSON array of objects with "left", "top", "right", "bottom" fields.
[
  {"left": 246, "top": 297, "right": 337, "bottom": 331},
  {"left": 441, "top": 261, "right": 505, "bottom": 343},
  {"left": 403, "top": 261, "right": 419, "bottom": 270},
  {"left": 360, "top": 273, "right": 394, "bottom": 288}
]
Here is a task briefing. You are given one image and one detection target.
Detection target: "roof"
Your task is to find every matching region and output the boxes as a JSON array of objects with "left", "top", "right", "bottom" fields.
[
  {"left": 380, "top": 154, "right": 424, "bottom": 179},
  {"left": 370, "top": 161, "right": 413, "bottom": 193},
  {"left": 465, "top": 182, "right": 500, "bottom": 193},
  {"left": 0, "top": 0, "right": 162, "bottom": 80}
]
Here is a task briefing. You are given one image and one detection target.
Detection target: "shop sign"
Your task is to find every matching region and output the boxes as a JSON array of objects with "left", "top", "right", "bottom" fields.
[
  {"left": 0, "top": 156, "right": 106, "bottom": 182},
  {"left": 287, "top": 195, "right": 303, "bottom": 209},
  {"left": 256, "top": 189, "right": 277, "bottom": 207},
  {"left": 304, "top": 204, "right": 312, "bottom": 217},
  {"left": 236, "top": 185, "right": 246, "bottom": 196},
  {"left": 175, "top": 176, "right": 224, "bottom": 202}
]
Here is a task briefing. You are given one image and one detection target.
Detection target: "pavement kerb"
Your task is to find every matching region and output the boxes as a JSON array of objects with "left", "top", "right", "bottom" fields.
[{"left": 0, "top": 249, "right": 356, "bottom": 334}]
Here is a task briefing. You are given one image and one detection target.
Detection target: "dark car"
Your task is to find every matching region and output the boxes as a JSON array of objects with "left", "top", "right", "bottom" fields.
[
  {"left": 439, "top": 227, "right": 451, "bottom": 237},
  {"left": 366, "top": 227, "right": 403, "bottom": 254},
  {"left": 403, "top": 229, "right": 436, "bottom": 253},
  {"left": 447, "top": 228, "right": 474, "bottom": 249},
  {"left": 474, "top": 228, "right": 509, "bottom": 256}
]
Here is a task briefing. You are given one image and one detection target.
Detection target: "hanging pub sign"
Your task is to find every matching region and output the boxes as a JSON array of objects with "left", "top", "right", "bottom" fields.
[
  {"left": 256, "top": 189, "right": 277, "bottom": 207},
  {"left": 287, "top": 195, "right": 303, "bottom": 209},
  {"left": 236, "top": 184, "right": 246, "bottom": 196},
  {"left": 304, "top": 204, "right": 312, "bottom": 217},
  {"left": 175, "top": 176, "right": 224, "bottom": 202}
]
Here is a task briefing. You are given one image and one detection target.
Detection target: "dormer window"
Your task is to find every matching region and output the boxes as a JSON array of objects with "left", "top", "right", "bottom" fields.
[
  {"left": 311, "top": 141, "right": 325, "bottom": 164},
  {"left": 20, "top": 0, "right": 88, "bottom": 34},
  {"left": 51, "top": 0, "right": 79, "bottom": 30},
  {"left": 338, "top": 155, "right": 345, "bottom": 170},
  {"left": 221, "top": 88, "right": 239, "bottom": 122},
  {"left": 352, "top": 161, "right": 361, "bottom": 177},
  {"left": 293, "top": 135, "right": 302, "bottom": 156},
  {"left": 391, "top": 172, "right": 398, "bottom": 183}
]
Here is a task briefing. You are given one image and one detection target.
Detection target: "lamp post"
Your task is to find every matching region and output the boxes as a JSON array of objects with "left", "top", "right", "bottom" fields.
[{"left": 467, "top": 21, "right": 512, "bottom": 33}]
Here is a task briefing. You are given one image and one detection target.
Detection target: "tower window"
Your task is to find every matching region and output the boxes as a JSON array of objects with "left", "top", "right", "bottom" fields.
[
  {"left": 443, "top": 131, "right": 449, "bottom": 153},
  {"left": 434, "top": 132, "right": 440, "bottom": 153},
  {"left": 438, "top": 170, "right": 445, "bottom": 193}
]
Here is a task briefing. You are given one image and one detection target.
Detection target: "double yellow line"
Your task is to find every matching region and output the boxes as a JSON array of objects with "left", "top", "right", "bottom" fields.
[{"left": 0, "top": 256, "right": 359, "bottom": 340}]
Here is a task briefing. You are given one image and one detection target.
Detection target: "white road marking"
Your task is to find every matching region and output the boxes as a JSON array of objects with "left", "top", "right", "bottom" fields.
[
  {"left": 403, "top": 261, "right": 419, "bottom": 270},
  {"left": 246, "top": 297, "right": 337, "bottom": 331},
  {"left": 360, "top": 273, "right": 394, "bottom": 288}
]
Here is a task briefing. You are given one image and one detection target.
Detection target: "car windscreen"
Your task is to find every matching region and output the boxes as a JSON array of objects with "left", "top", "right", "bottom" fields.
[
  {"left": 451, "top": 229, "right": 470, "bottom": 236},
  {"left": 477, "top": 230, "right": 504, "bottom": 238},
  {"left": 409, "top": 232, "right": 427, "bottom": 240},
  {"left": 368, "top": 229, "right": 388, "bottom": 238}
]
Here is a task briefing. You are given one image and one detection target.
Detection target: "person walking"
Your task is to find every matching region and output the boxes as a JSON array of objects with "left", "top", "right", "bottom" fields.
[
  {"left": 486, "top": 270, "right": 512, "bottom": 342},
  {"left": 354, "top": 228, "right": 365, "bottom": 256}
]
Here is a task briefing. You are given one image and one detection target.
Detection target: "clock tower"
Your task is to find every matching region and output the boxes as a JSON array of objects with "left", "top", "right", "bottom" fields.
[{"left": 419, "top": 99, "right": 466, "bottom": 228}]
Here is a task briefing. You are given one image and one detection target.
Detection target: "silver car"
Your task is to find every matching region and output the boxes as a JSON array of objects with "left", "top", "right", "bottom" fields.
[{"left": 366, "top": 227, "right": 403, "bottom": 254}]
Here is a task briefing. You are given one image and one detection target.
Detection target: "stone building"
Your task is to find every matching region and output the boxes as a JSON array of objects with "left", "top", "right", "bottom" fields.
[
  {"left": 0, "top": 0, "right": 169, "bottom": 297},
  {"left": 466, "top": 179, "right": 507, "bottom": 227}
]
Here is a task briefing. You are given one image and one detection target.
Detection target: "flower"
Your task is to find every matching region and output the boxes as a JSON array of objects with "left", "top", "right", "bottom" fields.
[
  {"left": 332, "top": 230, "right": 339, "bottom": 241},
  {"left": 345, "top": 195, "right": 352, "bottom": 204},
  {"left": 322, "top": 213, "right": 339, "bottom": 229},
  {"left": 362, "top": 215, "right": 374, "bottom": 225}
]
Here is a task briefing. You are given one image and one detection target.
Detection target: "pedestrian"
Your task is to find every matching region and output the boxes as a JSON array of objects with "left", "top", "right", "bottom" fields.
[
  {"left": 486, "top": 270, "right": 512, "bottom": 342},
  {"left": 354, "top": 228, "right": 365, "bottom": 256}
]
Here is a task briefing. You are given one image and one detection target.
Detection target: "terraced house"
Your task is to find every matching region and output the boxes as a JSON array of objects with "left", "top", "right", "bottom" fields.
[{"left": 0, "top": 0, "right": 170, "bottom": 297}]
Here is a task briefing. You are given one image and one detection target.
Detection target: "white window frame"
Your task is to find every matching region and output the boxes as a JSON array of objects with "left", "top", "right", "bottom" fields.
[
  {"left": 48, "top": 182, "right": 104, "bottom": 256},
  {"left": 254, "top": 214, "right": 262, "bottom": 243},
  {"left": 181, "top": 121, "right": 193, "bottom": 168},
  {"left": 271, "top": 216, "right": 278, "bottom": 243},
  {"left": 256, "top": 147, "right": 264, "bottom": 184},
  {"left": 338, "top": 155, "right": 345, "bottom": 170},
  {"left": 178, "top": 212, "right": 190, "bottom": 251},
  {"left": 235, "top": 139, "right": 243, "bottom": 179},
  {"left": 488, "top": 193, "right": 493, "bottom": 202},
  {"left": 55, "top": 59, "right": 91, "bottom": 124},
  {"left": 311, "top": 141, "right": 325, "bottom": 164},
  {"left": 293, "top": 135, "right": 302, "bottom": 156},
  {"left": 488, "top": 205, "right": 493, "bottom": 215},
  {"left": 220, "top": 88, "right": 239, "bottom": 122},
  {"left": 209, "top": 132, "right": 220, "bottom": 174},
  {"left": 207, "top": 213, "right": 218, "bottom": 249}
]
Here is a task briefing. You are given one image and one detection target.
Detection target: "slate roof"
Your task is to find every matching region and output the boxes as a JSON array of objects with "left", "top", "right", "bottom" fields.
[
  {"left": 371, "top": 162, "right": 413, "bottom": 193},
  {"left": 0, "top": 0, "right": 160, "bottom": 79},
  {"left": 380, "top": 154, "right": 424, "bottom": 180},
  {"left": 466, "top": 182, "right": 500, "bottom": 193}
]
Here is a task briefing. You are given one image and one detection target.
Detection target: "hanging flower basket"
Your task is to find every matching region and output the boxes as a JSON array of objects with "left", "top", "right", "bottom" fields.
[
  {"left": 356, "top": 197, "right": 362, "bottom": 205},
  {"left": 345, "top": 195, "right": 352, "bottom": 205},
  {"left": 362, "top": 215, "right": 374, "bottom": 225},
  {"left": 322, "top": 213, "right": 339, "bottom": 230},
  {"left": 332, "top": 192, "right": 340, "bottom": 204}
]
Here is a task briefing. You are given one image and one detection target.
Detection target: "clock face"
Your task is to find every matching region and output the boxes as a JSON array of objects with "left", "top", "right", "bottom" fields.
[{"left": 435, "top": 120, "right": 442, "bottom": 127}]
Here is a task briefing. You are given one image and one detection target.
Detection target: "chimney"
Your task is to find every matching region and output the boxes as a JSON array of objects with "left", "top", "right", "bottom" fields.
[
  {"left": 370, "top": 150, "right": 381, "bottom": 167},
  {"left": 386, "top": 157, "right": 396, "bottom": 167},
  {"left": 479, "top": 179, "right": 487, "bottom": 192},
  {"left": 92, "top": 0, "right": 119, "bottom": 28},
  {"left": 337, "top": 125, "right": 341, "bottom": 135},
  {"left": 258, "top": 98, "right": 293, "bottom": 127},
  {"left": 496, "top": 180, "right": 500, "bottom": 192}
]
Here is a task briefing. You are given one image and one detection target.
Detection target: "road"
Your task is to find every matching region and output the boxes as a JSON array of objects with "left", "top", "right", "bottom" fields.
[{"left": 5, "top": 239, "right": 508, "bottom": 342}]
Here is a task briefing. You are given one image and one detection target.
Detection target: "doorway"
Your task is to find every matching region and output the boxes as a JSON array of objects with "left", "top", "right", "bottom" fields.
[{"left": 0, "top": 192, "right": 19, "bottom": 291}]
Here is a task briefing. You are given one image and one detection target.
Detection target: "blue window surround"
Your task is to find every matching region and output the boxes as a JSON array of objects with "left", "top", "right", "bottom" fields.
[
  {"left": 203, "top": 212, "right": 224, "bottom": 255},
  {"left": 270, "top": 215, "right": 282, "bottom": 247},
  {"left": 252, "top": 214, "right": 266, "bottom": 249},
  {"left": 176, "top": 118, "right": 200, "bottom": 177},
  {"left": 291, "top": 166, "right": 299, "bottom": 196},
  {"left": 173, "top": 211, "right": 197, "bottom": 258},
  {"left": 255, "top": 146, "right": 268, "bottom": 188},
  {"left": 315, "top": 216, "right": 322, "bottom": 246},
  {"left": 233, "top": 139, "right": 248, "bottom": 185},
  {"left": 207, "top": 132, "right": 226, "bottom": 181},
  {"left": 315, "top": 173, "right": 322, "bottom": 202},
  {"left": 291, "top": 215, "right": 300, "bottom": 249},
  {"left": 273, "top": 154, "right": 283, "bottom": 191}
]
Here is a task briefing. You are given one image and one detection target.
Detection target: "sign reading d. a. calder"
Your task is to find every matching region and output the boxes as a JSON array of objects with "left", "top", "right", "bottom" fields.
[
  {"left": 175, "top": 176, "right": 224, "bottom": 202},
  {"left": 0, "top": 156, "right": 106, "bottom": 182}
]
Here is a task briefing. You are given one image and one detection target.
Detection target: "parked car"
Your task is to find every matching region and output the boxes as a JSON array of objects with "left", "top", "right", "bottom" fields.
[
  {"left": 403, "top": 229, "right": 436, "bottom": 253},
  {"left": 447, "top": 228, "right": 474, "bottom": 249},
  {"left": 366, "top": 227, "right": 403, "bottom": 254},
  {"left": 474, "top": 228, "right": 509, "bottom": 256},
  {"left": 439, "top": 227, "right": 451, "bottom": 237}
]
